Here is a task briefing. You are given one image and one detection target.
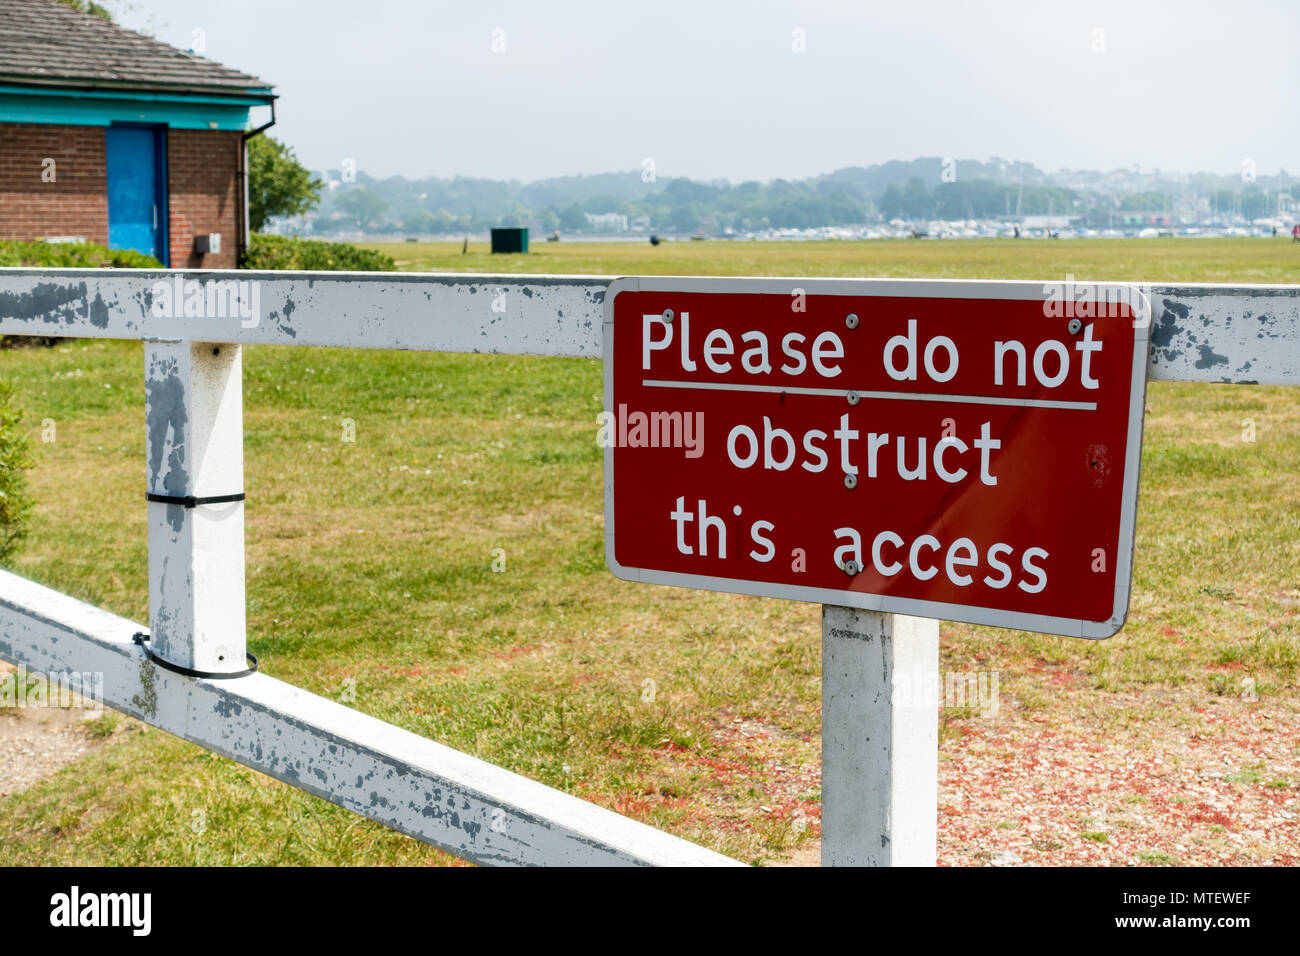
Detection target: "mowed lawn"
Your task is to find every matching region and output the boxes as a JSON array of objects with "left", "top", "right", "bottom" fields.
[
  {"left": 0, "top": 238, "right": 1297, "bottom": 865},
  {"left": 368, "top": 235, "right": 1300, "bottom": 285}
]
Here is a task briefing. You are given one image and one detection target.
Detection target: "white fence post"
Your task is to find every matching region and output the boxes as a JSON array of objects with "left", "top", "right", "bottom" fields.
[
  {"left": 822, "top": 605, "right": 939, "bottom": 866},
  {"left": 144, "top": 341, "right": 247, "bottom": 674}
]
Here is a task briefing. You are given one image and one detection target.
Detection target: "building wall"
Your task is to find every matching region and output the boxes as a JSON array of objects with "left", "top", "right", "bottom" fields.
[
  {"left": 0, "top": 122, "right": 108, "bottom": 245},
  {"left": 0, "top": 121, "right": 243, "bottom": 268},
  {"left": 168, "top": 129, "right": 242, "bottom": 270}
]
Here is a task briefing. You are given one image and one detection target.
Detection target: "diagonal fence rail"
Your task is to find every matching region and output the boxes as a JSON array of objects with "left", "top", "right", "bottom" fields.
[
  {"left": 1, "top": 267, "right": 1297, "bottom": 866},
  {"left": 0, "top": 568, "right": 736, "bottom": 866}
]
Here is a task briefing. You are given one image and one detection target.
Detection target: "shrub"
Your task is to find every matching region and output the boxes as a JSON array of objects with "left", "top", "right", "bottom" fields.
[
  {"left": 0, "top": 239, "right": 163, "bottom": 269},
  {"left": 240, "top": 234, "right": 396, "bottom": 272},
  {"left": 0, "top": 241, "right": 164, "bottom": 347},
  {"left": 0, "top": 381, "right": 34, "bottom": 565}
]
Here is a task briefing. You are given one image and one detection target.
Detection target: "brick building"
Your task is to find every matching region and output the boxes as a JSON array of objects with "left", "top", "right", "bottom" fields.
[{"left": 0, "top": 0, "right": 276, "bottom": 268}]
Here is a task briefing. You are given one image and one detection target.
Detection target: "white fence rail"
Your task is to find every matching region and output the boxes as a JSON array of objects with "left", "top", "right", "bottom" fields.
[
  {"left": 1, "top": 268, "right": 1297, "bottom": 867},
  {"left": 2, "top": 270, "right": 1298, "bottom": 384}
]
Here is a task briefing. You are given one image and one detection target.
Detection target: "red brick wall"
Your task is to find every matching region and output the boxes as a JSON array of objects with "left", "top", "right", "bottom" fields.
[
  {"left": 0, "top": 122, "right": 108, "bottom": 245},
  {"left": 168, "top": 129, "right": 242, "bottom": 269},
  {"left": 0, "top": 122, "right": 243, "bottom": 268}
]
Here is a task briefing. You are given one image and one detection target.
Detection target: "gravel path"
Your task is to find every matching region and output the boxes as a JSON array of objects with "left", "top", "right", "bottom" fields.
[{"left": 0, "top": 662, "right": 105, "bottom": 798}]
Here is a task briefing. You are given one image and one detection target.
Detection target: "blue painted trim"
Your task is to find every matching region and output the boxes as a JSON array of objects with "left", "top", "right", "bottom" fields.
[
  {"left": 149, "top": 124, "right": 171, "bottom": 268},
  {"left": 0, "top": 92, "right": 253, "bottom": 130},
  {"left": 156, "top": 126, "right": 171, "bottom": 267}
]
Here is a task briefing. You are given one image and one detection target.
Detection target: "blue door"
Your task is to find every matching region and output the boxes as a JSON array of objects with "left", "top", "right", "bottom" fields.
[{"left": 106, "top": 125, "right": 166, "bottom": 263}]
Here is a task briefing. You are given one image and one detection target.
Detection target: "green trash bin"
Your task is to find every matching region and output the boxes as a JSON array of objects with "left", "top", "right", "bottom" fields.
[{"left": 491, "top": 228, "right": 529, "bottom": 254}]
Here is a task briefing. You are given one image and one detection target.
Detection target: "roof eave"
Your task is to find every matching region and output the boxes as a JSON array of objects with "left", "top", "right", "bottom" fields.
[{"left": 0, "top": 74, "right": 276, "bottom": 103}]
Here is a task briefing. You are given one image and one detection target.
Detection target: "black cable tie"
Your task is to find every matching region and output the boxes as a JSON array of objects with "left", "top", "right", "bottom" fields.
[
  {"left": 146, "top": 492, "right": 245, "bottom": 509},
  {"left": 132, "top": 632, "right": 259, "bottom": 680}
]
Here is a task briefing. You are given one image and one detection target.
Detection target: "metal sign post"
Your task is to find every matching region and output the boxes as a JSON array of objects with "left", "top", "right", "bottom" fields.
[{"left": 822, "top": 607, "right": 938, "bottom": 866}]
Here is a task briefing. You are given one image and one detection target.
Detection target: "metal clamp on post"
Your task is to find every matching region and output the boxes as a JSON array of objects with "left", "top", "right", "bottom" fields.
[
  {"left": 132, "top": 632, "right": 258, "bottom": 680},
  {"left": 145, "top": 492, "right": 245, "bottom": 508}
]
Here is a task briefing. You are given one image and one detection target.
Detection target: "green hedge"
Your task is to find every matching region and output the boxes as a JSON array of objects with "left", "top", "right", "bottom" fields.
[
  {"left": 0, "top": 241, "right": 164, "bottom": 348},
  {"left": 0, "top": 239, "right": 163, "bottom": 269},
  {"left": 0, "top": 381, "right": 33, "bottom": 565},
  {"left": 240, "top": 234, "right": 396, "bottom": 272},
  {"left": 0, "top": 236, "right": 393, "bottom": 272}
]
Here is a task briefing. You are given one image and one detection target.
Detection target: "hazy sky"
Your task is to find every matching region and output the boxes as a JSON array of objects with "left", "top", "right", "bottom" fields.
[{"left": 110, "top": 0, "right": 1299, "bottom": 182}]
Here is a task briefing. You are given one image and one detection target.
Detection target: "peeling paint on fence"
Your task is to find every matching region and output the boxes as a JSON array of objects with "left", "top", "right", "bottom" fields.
[
  {"left": 0, "top": 269, "right": 610, "bottom": 357},
  {"left": 1146, "top": 285, "right": 1300, "bottom": 385}
]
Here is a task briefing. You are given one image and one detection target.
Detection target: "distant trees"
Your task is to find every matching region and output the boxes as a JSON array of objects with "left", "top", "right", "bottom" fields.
[
  {"left": 766, "top": 194, "right": 866, "bottom": 229},
  {"left": 558, "top": 204, "right": 587, "bottom": 232},
  {"left": 664, "top": 178, "right": 720, "bottom": 205},
  {"left": 879, "top": 184, "right": 902, "bottom": 219},
  {"left": 901, "top": 178, "right": 932, "bottom": 219},
  {"left": 581, "top": 194, "right": 624, "bottom": 214},
  {"left": 669, "top": 204, "right": 704, "bottom": 234},
  {"left": 401, "top": 209, "right": 437, "bottom": 234},
  {"left": 532, "top": 207, "right": 560, "bottom": 233},
  {"left": 334, "top": 188, "right": 388, "bottom": 231},
  {"left": 878, "top": 179, "right": 1078, "bottom": 221},
  {"left": 286, "top": 159, "right": 1298, "bottom": 236}
]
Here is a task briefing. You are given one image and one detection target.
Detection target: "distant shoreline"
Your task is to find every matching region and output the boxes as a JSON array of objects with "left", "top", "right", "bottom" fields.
[{"left": 320, "top": 227, "right": 1296, "bottom": 244}]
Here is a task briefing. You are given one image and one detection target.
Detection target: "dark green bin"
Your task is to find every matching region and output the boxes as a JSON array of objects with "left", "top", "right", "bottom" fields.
[{"left": 490, "top": 228, "right": 529, "bottom": 254}]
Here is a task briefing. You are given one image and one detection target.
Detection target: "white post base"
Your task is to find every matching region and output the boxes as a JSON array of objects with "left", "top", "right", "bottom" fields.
[{"left": 822, "top": 605, "right": 939, "bottom": 866}]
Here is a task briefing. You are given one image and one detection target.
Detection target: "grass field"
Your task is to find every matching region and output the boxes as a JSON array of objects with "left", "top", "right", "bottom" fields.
[
  {"left": 367, "top": 236, "right": 1300, "bottom": 285},
  {"left": 1, "top": 238, "right": 1297, "bottom": 865}
]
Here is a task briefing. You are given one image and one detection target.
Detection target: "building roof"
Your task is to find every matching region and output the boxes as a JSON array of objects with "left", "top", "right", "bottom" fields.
[{"left": 0, "top": 0, "right": 273, "bottom": 99}]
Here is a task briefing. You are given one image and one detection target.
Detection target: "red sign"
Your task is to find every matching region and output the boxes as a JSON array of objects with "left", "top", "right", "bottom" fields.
[{"left": 603, "top": 278, "right": 1150, "bottom": 638}]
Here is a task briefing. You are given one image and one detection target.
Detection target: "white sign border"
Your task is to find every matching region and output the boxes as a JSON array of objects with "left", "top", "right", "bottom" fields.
[{"left": 603, "top": 276, "right": 1151, "bottom": 640}]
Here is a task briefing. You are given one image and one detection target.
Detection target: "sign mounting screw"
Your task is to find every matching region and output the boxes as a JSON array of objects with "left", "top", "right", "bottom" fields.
[
  {"left": 662, "top": 309, "right": 675, "bottom": 323},
  {"left": 843, "top": 559, "right": 860, "bottom": 576},
  {"left": 844, "top": 473, "right": 858, "bottom": 489},
  {"left": 1067, "top": 318, "right": 1082, "bottom": 334},
  {"left": 846, "top": 390, "right": 860, "bottom": 406},
  {"left": 845, "top": 313, "right": 859, "bottom": 330}
]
